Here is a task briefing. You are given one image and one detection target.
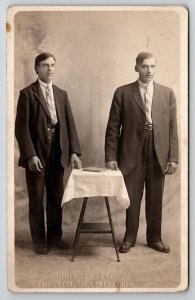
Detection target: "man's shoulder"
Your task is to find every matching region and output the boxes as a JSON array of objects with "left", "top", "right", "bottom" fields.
[
  {"left": 154, "top": 82, "right": 173, "bottom": 93},
  {"left": 20, "top": 81, "right": 67, "bottom": 94},
  {"left": 115, "top": 81, "right": 137, "bottom": 94},
  {"left": 20, "top": 82, "right": 35, "bottom": 94},
  {"left": 52, "top": 84, "right": 67, "bottom": 95}
]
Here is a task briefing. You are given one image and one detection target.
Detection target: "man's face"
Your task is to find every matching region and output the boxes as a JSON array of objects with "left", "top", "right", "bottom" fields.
[
  {"left": 136, "top": 57, "right": 156, "bottom": 84},
  {"left": 36, "top": 57, "right": 56, "bottom": 83}
]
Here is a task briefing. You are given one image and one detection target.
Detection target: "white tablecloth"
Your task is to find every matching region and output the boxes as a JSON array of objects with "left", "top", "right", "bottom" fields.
[{"left": 61, "top": 169, "right": 130, "bottom": 209}]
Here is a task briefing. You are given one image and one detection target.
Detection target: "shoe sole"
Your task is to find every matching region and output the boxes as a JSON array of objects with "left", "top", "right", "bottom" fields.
[
  {"left": 119, "top": 244, "right": 135, "bottom": 253},
  {"left": 147, "top": 245, "right": 170, "bottom": 253}
]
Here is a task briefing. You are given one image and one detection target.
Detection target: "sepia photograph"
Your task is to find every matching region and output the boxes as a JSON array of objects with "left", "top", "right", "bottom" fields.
[{"left": 6, "top": 6, "right": 188, "bottom": 292}]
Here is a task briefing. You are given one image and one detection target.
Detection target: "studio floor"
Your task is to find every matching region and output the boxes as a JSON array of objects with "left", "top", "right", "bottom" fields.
[
  {"left": 13, "top": 170, "right": 183, "bottom": 291},
  {"left": 14, "top": 218, "right": 181, "bottom": 291}
]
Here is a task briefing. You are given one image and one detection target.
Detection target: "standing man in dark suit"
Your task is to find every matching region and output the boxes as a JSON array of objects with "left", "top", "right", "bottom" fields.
[
  {"left": 105, "top": 52, "right": 178, "bottom": 254},
  {"left": 15, "top": 52, "right": 82, "bottom": 254}
]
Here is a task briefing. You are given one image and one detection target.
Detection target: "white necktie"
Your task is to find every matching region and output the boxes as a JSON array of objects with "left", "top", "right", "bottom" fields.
[
  {"left": 46, "top": 85, "right": 58, "bottom": 124},
  {"left": 145, "top": 85, "right": 152, "bottom": 124}
]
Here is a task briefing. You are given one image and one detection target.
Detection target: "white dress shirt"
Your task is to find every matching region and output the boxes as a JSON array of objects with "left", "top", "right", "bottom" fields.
[
  {"left": 38, "top": 78, "right": 58, "bottom": 124},
  {"left": 38, "top": 78, "right": 54, "bottom": 99},
  {"left": 138, "top": 79, "right": 154, "bottom": 124}
]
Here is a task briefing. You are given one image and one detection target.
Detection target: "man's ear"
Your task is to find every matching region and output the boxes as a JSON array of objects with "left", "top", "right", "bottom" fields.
[
  {"left": 34, "top": 66, "right": 38, "bottom": 75},
  {"left": 135, "top": 65, "right": 138, "bottom": 72}
]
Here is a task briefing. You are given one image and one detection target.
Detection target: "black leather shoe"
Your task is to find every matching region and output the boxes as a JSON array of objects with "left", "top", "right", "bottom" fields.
[
  {"left": 48, "top": 240, "right": 69, "bottom": 250},
  {"left": 147, "top": 241, "right": 170, "bottom": 253},
  {"left": 34, "top": 245, "right": 48, "bottom": 255},
  {"left": 119, "top": 241, "right": 135, "bottom": 253}
]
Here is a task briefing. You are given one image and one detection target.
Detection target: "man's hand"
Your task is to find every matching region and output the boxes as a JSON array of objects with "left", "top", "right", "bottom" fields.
[
  {"left": 105, "top": 161, "right": 119, "bottom": 170},
  {"left": 165, "top": 162, "right": 178, "bottom": 175},
  {"left": 70, "top": 153, "right": 82, "bottom": 169},
  {"left": 28, "top": 156, "right": 43, "bottom": 172}
]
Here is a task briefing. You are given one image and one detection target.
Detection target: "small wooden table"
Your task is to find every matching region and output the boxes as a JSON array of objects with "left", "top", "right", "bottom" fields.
[
  {"left": 72, "top": 196, "right": 120, "bottom": 262},
  {"left": 61, "top": 169, "right": 130, "bottom": 262}
]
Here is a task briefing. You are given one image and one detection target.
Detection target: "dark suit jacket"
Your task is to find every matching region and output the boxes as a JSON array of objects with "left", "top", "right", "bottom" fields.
[
  {"left": 15, "top": 80, "right": 81, "bottom": 168},
  {"left": 105, "top": 80, "right": 178, "bottom": 175}
]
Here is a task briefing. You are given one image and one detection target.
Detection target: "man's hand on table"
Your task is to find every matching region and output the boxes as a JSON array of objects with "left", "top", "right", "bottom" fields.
[
  {"left": 70, "top": 153, "right": 82, "bottom": 169},
  {"left": 165, "top": 161, "right": 178, "bottom": 175},
  {"left": 105, "top": 161, "right": 119, "bottom": 170}
]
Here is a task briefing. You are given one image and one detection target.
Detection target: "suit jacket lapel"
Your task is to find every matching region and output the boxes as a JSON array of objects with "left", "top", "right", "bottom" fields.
[
  {"left": 152, "top": 82, "right": 161, "bottom": 117},
  {"left": 131, "top": 80, "right": 145, "bottom": 113},
  {"left": 32, "top": 80, "right": 52, "bottom": 120},
  {"left": 52, "top": 84, "right": 64, "bottom": 123}
]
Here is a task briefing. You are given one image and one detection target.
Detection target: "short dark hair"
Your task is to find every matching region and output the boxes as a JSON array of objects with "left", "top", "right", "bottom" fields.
[
  {"left": 136, "top": 52, "right": 155, "bottom": 65},
  {"left": 34, "top": 52, "right": 56, "bottom": 68}
]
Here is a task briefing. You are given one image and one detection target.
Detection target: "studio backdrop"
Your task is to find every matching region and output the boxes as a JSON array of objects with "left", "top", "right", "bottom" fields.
[{"left": 14, "top": 9, "right": 181, "bottom": 244}]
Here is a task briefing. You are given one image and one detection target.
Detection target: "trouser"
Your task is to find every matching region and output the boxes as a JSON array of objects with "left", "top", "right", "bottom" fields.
[
  {"left": 123, "top": 130, "right": 165, "bottom": 243},
  {"left": 25, "top": 125, "right": 64, "bottom": 246}
]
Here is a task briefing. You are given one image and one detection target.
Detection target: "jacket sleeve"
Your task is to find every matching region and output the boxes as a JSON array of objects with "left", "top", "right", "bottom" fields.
[
  {"left": 15, "top": 90, "right": 37, "bottom": 162},
  {"left": 105, "top": 90, "right": 122, "bottom": 162},
  {"left": 65, "top": 92, "right": 81, "bottom": 156},
  {"left": 168, "top": 89, "right": 179, "bottom": 163}
]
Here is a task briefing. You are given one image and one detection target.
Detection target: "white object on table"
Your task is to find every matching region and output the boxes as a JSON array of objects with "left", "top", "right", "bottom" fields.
[{"left": 61, "top": 169, "right": 130, "bottom": 209}]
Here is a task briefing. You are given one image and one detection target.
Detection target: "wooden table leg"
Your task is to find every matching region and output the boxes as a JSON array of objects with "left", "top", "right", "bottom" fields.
[
  {"left": 71, "top": 197, "right": 88, "bottom": 262},
  {"left": 105, "top": 197, "right": 120, "bottom": 262}
]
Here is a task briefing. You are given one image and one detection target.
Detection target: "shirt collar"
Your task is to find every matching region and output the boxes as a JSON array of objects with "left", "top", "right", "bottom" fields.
[
  {"left": 138, "top": 78, "right": 154, "bottom": 89},
  {"left": 38, "top": 78, "right": 53, "bottom": 90}
]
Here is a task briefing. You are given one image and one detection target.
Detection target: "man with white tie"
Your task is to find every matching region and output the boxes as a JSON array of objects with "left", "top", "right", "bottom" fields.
[
  {"left": 15, "top": 52, "right": 82, "bottom": 254},
  {"left": 105, "top": 52, "right": 178, "bottom": 253}
]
